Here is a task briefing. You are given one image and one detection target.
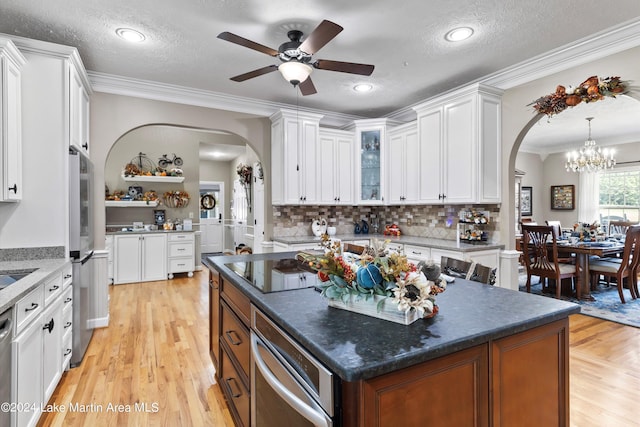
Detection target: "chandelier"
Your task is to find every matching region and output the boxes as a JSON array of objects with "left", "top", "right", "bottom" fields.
[{"left": 565, "top": 117, "right": 616, "bottom": 173}]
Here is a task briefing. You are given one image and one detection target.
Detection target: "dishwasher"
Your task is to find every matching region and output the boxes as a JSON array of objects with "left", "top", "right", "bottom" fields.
[{"left": 0, "top": 307, "right": 13, "bottom": 427}]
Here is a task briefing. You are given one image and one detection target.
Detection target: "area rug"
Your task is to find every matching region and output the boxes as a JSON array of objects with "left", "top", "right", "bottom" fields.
[{"left": 518, "top": 275, "right": 640, "bottom": 328}]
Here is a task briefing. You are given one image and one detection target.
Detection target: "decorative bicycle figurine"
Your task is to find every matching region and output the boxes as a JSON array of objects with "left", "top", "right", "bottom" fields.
[{"left": 158, "top": 153, "right": 183, "bottom": 168}]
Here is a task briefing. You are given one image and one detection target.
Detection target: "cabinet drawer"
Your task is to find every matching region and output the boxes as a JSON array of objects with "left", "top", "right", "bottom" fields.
[
  {"left": 386, "top": 242, "right": 404, "bottom": 254},
  {"left": 168, "top": 233, "right": 194, "bottom": 242},
  {"left": 221, "top": 301, "right": 250, "bottom": 384},
  {"left": 62, "top": 263, "right": 73, "bottom": 289},
  {"left": 404, "top": 244, "right": 431, "bottom": 261},
  {"left": 15, "top": 285, "right": 44, "bottom": 335},
  {"left": 221, "top": 279, "right": 251, "bottom": 325},
  {"left": 62, "top": 331, "right": 73, "bottom": 369},
  {"left": 220, "top": 347, "right": 250, "bottom": 427},
  {"left": 61, "top": 285, "right": 73, "bottom": 313},
  {"left": 43, "top": 272, "right": 63, "bottom": 307},
  {"left": 168, "top": 257, "right": 194, "bottom": 273},
  {"left": 169, "top": 242, "right": 194, "bottom": 257},
  {"left": 62, "top": 302, "right": 73, "bottom": 335}
]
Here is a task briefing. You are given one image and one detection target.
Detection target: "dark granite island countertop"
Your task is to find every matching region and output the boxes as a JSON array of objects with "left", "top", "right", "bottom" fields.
[{"left": 205, "top": 252, "right": 580, "bottom": 382}]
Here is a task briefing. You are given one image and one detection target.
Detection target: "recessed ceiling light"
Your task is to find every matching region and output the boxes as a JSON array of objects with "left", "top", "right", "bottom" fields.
[
  {"left": 445, "top": 27, "right": 473, "bottom": 42},
  {"left": 116, "top": 28, "right": 146, "bottom": 43},
  {"left": 353, "top": 84, "right": 373, "bottom": 93}
]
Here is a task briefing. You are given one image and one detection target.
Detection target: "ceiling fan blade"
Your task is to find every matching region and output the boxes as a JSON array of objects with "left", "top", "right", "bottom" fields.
[
  {"left": 313, "top": 59, "right": 374, "bottom": 76},
  {"left": 298, "top": 20, "right": 343, "bottom": 55},
  {"left": 298, "top": 77, "right": 317, "bottom": 96},
  {"left": 230, "top": 65, "right": 278, "bottom": 82},
  {"left": 217, "top": 32, "right": 279, "bottom": 56}
]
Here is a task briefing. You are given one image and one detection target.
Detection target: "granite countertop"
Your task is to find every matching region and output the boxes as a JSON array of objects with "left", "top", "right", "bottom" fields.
[
  {"left": 273, "top": 233, "right": 504, "bottom": 253},
  {"left": 105, "top": 228, "right": 196, "bottom": 235},
  {"left": 204, "top": 252, "right": 579, "bottom": 382},
  {"left": 0, "top": 258, "right": 70, "bottom": 313}
]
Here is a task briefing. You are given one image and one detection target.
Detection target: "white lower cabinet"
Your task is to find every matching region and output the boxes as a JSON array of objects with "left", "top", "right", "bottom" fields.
[
  {"left": 12, "top": 315, "right": 42, "bottom": 427},
  {"left": 41, "top": 298, "right": 63, "bottom": 403},
  {"left": 114, "top": 233, "right": 167, "bottom": 284},
  {"left": 167, "top": 233, "right": 195, "bottom": 279},
  {"left": 12, "top": 264, "right": 70, "bottom": 427}
]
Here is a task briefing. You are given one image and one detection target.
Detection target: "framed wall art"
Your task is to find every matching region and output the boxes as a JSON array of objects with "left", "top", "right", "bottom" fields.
[
  {"left": 521, "top": 186, "right": 532, "bottom": 216},
  {"left": 551, "top": 185, "right": 575, "bottom": 210}
]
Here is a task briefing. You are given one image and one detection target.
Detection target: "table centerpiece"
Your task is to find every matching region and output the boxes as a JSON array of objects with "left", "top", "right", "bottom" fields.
[{"left": 298, "top": 236, "right": 446, "bottom": 325}]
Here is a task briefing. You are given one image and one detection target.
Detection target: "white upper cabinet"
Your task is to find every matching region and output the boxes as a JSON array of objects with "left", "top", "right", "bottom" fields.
[
  {"left": 318, "top": 128, "right": 354, "bottom": 205},
  {"left": 414, "top": 83, "right": 503, "bottom": 204},
  {"left": 387, "top": 122, "right": 419, "bottom": 204},
  {"left": 69, "top": 64, "right": 90, "bottom": 155},
  {"left": 0, "top": 38, "right": 26, "bottom": 202},
  {"left": 271, "top": 110, "right": 322, "bottom": 205},
  {"left": 349, "top": 119, "right": 396, "bottom": 205}
]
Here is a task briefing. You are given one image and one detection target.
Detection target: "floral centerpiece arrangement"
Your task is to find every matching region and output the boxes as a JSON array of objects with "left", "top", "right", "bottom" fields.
[
  {"left": 298, "top": 237, "right": 446, "bottom": 323},
  {"left": 572, "top": 221, "right": 602, "bottom": 241},
  {"left": 236, "top": 163, "right": 253, "bottom": 185}
]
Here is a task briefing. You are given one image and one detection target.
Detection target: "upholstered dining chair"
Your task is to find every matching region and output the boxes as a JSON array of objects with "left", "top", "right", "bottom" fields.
[
  {"left": 521, "top": 224, "right": 579, "bottom": 299},
  {"left": 588, "top": 224, "right": 640, "bottom": 303},
  {"left": 545, "top": 220, "right": 563, "bottom": 238}
]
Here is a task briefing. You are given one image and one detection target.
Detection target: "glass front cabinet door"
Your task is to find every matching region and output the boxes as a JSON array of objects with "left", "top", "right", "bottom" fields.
[{"left": 352, "top": 119, "right": 390, "bottom": 205}]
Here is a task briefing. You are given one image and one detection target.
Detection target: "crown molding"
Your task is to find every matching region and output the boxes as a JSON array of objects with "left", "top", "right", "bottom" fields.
[
  {"left": 88, "top": 71, "right": 364, "bottom": 128},
  {"left": 387, "top": 17, "right": 640, "bottom": 123}
]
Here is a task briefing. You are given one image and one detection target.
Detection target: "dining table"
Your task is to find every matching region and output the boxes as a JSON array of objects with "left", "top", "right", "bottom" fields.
[{"left": 554, "top": 240, "right": 625, "bottom": 301}]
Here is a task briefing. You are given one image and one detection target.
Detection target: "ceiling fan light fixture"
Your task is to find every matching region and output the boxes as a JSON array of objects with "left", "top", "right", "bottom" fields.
[
  {"left": 353, "top": 83, "right": 373, "bottom": 93},
  {"left": 116, "top": 28, "right": 146, "bottom": 43},
  {"left": 278, "top": 61, "right": 312, "bottom": 86},
  {"left": 445, "top": 27, "right": 473, "bottom": 42}
]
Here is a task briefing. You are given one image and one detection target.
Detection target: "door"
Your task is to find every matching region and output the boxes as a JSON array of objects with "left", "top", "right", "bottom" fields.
[{"left": 200, "top": 181, "right": 224, "bottom": 254}]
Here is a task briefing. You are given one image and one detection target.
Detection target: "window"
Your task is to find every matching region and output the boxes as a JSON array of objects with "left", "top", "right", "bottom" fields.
[{"left": 598, "top": 168, "right": 640, "bottom": 223}]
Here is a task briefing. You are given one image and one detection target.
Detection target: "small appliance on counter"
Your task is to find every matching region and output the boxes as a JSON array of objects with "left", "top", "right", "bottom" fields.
[{"left": 154, "top": 209, "right": 166, "bottom": 228}]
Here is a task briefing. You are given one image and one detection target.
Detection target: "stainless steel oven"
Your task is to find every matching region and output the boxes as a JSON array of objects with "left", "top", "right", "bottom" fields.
[{"left": 251, "top": 307, "right": 338, "bottom": 427}]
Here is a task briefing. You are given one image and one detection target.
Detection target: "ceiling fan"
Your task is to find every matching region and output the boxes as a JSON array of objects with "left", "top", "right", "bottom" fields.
[{"left": 217, "top": 20, "right": 375, "bottom": 95}]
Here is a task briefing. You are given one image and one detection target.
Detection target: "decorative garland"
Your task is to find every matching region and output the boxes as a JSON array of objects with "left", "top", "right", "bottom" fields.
[{"left": 530, "top": 75, "right": 628, "bottom": 117}]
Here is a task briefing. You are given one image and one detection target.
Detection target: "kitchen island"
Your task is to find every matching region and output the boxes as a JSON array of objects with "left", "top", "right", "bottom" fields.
[{"left": 204, "top": 251, "right": 579, "bottom": 427}]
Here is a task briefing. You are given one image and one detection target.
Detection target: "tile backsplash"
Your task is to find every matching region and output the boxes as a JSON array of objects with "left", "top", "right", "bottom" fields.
[{"left": 273, "top": 204, "right": 500, "bottom": 241}]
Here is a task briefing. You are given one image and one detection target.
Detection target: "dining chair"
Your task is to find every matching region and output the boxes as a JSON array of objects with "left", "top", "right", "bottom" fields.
[
  {"left": 467, "top": 263, "right": 496, "bottom": 285},
  {"left": 521, "top": 224, "right": 579, "bottom": 299},
  {"left": 440, "top": 256, "right": 473, "bottom": 279},
  {"left": 608, "top": 220, "right": 635, "bottom": 237},
  {"left": 588, "top": 224, "right": 640, "bottom": 303},
  {"left": 545, "top": 220, "right": 562, "bottom": 238}
]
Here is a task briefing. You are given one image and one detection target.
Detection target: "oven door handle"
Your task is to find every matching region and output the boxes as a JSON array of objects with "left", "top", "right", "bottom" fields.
[{"left": 251, "top": 335, "right": 330, "bottom": 427}]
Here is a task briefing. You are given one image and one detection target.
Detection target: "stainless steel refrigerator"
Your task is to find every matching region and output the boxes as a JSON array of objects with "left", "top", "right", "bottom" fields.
[{"left": 69, "top": 147, "right": 95, "bottom": 367}]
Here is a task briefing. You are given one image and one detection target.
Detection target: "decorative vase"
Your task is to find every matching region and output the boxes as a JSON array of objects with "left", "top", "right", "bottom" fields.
[{"left": 326, "top": 294, "right": 433, "bottom": 325}]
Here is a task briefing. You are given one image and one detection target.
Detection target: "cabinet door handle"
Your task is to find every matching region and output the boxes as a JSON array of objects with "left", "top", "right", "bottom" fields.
[
  {"left": 64, "top": 274, "right": 72, "bottom": 279},
  {"left": 412, "top": 251, "right": 422, "bottom": 255},
  {"left": 25, "top": 303, "right": 39, "bottom": 312},
  {"left": 49, "top": 285, "right": 60, "bottom": 292},
  {"left": 64, "top": 321, "right": 72, "bottom": 329},
  {"left": 64, "top": 348, "right": 72, "bottom": 356},
  {"left": 177, "top": 248, "right": 185, "bottom": 251},
  {"left": 225, "top": 377, "right": 243, "bottom": 398},
  {"left": 82, "top": 142, "right": 89, "bottom": 150},
  {"left": 43, "top": 318, "right": 55, "bottom": 333},
  {"left": 64, "top": 297, "right": 72, "bottom": 304},
  {"left": 225, "top": 330, "right": 242, "bottom": 346},
  {"left": 8, "top": 184, "right": 17, "bottom": 193}
]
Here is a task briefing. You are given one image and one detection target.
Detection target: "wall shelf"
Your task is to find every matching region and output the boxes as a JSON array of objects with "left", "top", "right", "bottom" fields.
[
  {"left": 105, "top": 200, "right": 159, "bottom": 208},
  {"left": 121, "top": 174, "right": 184, "bottom": 183}
]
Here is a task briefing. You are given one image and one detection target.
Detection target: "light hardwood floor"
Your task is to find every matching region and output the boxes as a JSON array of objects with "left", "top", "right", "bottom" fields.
[{"left": 38, "top": 268, "right": 640, "bottom": 426}]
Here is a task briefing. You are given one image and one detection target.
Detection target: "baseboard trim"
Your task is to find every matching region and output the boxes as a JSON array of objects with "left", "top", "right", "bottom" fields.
[{"left": 88, "top": 316, "right": 109, "bottom": 329}]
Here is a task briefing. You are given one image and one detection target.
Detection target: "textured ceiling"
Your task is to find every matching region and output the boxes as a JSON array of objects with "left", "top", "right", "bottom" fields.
[
  {"left": 2, "top": 1, "right": 640, "bottom": 158},
  {"left": 2, "top": 0, "right": 640, "bottom": 120}
]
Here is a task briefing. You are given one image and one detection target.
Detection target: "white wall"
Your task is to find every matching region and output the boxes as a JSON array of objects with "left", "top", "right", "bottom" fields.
[
  {"left": 501, "top": 45, "right": 640, "bottom": 249},
  {"left": 90, "top": 92, "right": 272, "bottom": 250}
]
